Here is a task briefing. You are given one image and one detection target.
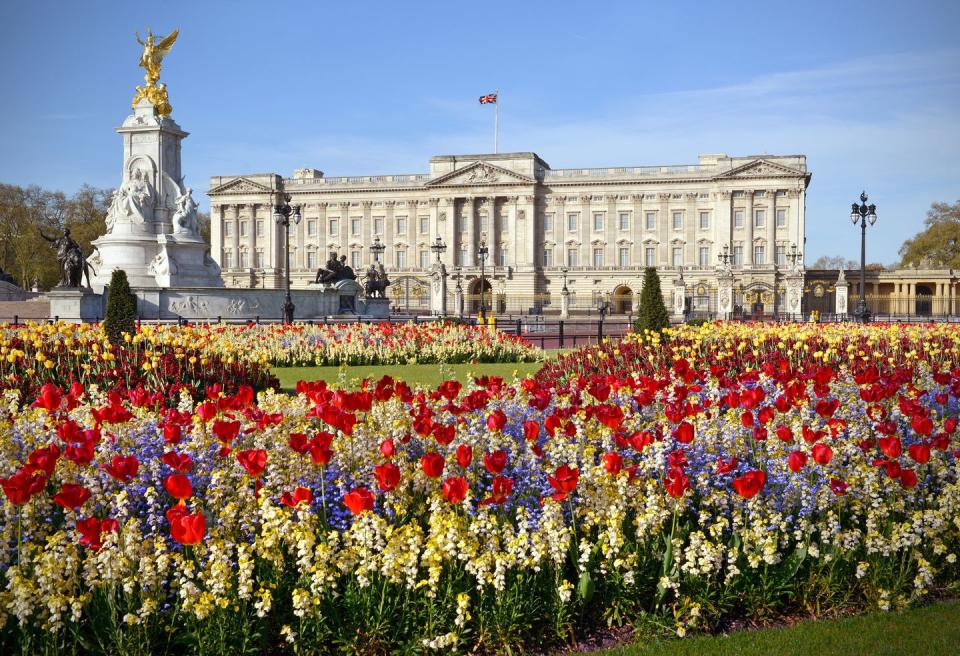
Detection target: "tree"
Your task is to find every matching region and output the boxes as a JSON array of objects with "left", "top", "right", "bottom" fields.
[
  {"left": 810, "top": 254, "right": 889, "bottom": 272},
  {"left": 899, "top": 200, "right": 960, "bottom": 268},
  {"left": 635, "top": 267, "right": 670, "bottom": 334},
  {"left": 197, "top": 211, "right": 211, "bottom": 245},
  {"left": 103, "top": 269, "right": 136, "bottom": 345}
]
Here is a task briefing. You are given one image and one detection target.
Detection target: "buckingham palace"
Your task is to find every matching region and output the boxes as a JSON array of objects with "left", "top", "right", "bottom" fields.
[{"left": 208, "top": 151, "right": 811, "bottom": 317}]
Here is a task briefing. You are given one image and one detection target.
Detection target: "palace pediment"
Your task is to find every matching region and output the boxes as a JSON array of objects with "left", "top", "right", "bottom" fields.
[
  {"left": 208, "top": 177, "right": 273, "bottom": 195},
  {"left": 426, "top": 161, "right": 535, "bottom": 187},
  {"left": 715, "top": 159, "right": 806, "bottom": 179}
]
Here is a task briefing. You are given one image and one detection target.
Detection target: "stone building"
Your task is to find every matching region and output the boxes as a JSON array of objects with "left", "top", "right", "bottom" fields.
[
  {"left": 804, "top": 267, "right": 960, "bottom": 318},
  {"left": 208, "top": 151, "right": 811, "bottom": 316}
]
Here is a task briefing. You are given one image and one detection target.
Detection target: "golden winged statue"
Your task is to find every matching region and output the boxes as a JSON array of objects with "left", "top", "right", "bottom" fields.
[{"left": 132, "top": 28, "right": 179, "bottom": 117}]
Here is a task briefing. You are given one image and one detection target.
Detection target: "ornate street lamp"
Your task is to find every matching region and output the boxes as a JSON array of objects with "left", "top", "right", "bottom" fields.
[
  {"left": 787, "top": 243, "right": 803, "bottom": 270},
  {"left": 477, "top": 238, "right": 489, "bottom": 322},
  {"left": 560, "top": 266, "right": 569, "bottom": 292},
  {"left": 370, "top": 236, "right": 385, "bottom": 263},
  {"left": 850, "top": 191, "right": 878, "bottom": 323},
  {"left": 430, "top": 235, "right": 447, "bottom": 262},
  {"left": 717, "top": 244, "right": 731, "bottom": 269},
  {"left": 273, "top": 193, "right": 301, "bottom": 324}
]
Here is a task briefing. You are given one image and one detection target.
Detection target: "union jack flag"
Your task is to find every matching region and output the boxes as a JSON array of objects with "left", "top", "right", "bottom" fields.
[{"left": 479, "top": 93, "right": 498, "bottom": 104}]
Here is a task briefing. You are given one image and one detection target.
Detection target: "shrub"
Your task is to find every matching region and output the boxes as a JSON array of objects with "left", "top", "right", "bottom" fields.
[
  {"left": 635, "top": 267, "right": 670, "bottom": 334},
  {"left": 103, "top": 269, "right": 136, "bottom": 345}
]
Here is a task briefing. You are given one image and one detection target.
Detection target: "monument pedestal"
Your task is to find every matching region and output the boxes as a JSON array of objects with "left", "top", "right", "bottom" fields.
[
  {"left": 360, "top": 298, "right": 390, "bottom": 319},
  {"left": 47, "top": 288, "right": 103, "bottom": 323}
]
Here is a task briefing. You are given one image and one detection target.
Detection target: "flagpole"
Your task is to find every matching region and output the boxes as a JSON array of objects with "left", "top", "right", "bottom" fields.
[{"left": 494, "top": 89, "right": 499, "bottom": 154}]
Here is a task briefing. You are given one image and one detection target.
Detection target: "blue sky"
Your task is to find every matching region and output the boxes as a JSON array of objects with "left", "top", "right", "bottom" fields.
[{"left": 1, "top": 0, "right": 958, "bottom": 265}]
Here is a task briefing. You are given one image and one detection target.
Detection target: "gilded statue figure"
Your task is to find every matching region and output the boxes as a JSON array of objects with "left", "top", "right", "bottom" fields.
[{"left": 131, "top": 29, "right": 178, "bottom": 117}]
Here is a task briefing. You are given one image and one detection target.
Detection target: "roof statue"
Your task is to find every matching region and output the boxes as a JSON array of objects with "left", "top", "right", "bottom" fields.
[{"left": 131, "top": 28, "right": 179, "bottom": 117}]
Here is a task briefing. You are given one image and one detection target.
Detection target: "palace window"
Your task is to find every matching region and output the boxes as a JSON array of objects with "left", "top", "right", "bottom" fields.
[
  {"left": 239, "top": 251, "right": 249, "bottom": 269},
  {"left": 619, "top": 212, "right": 630, "bottom": 231},
  {"left": 306, "top": 220, "right": 316, "bottom": 236},
  {"left": 456, "top": 214, "right": 464, "bottom": 231},
  {"left": 619, "top": 247, "right": 630, "bottom": 267},
  {"left": 544, "top": 213, "right": 554, "bottom": 231},
  {"left": 419, "top": 216, "right": 429, "bottom": 234},
  {"left": 254, "top": 249, "right": 264, "bottom": 269},
  {"left": 699, "top": 211, "right": 710, "bottom": 230},
  {"left": 223, "top": 250, "right": 233, "bottom": 268},
  {"left": 306, "top": 251, "right": 316, "bottom": 269},
  {"left": 671, "top": 247, "right": 682, "bottom": 267},
  {"left": 420, "top": 250, "right": 430, "bottom": 268},
  {"left": 543, "top": 248, "right": 554, "bottom": 266},
  {"left": 754, "top": 244, "right": 765, "bottom": 265},
  {"left": 498, "top": 249, "right": 508, "bottom": 266},
  {"left": 567, "top": 213, "right": 579, "bottom": 231},
  {"left": 328, "top": 219, "right": 338, "bottom": 236},
  {"left": 645, "top": 212, "right": 656, "bottom": 230},
  {"left": 645, "top": 247, "right": 656, "bottom": 267},
  {"left": 351, "top": 251, "right": 361, "bottom": 269},
  {"left": 224, "top": 222, "right": 233, "bottom": 237},
  {"left": 373, "top": 217, "right": 384, "bottom": 234},
  {"left": 351, "top": 218, "right": 361, "bottom": 236},
  {"left": 396, "top": 216, "right": 407, "bottom": 234},
  {"left": 593, "top": 212, "right": 604, "bottom": 231},
  {"left": 672, "top": 211, "right": 682, "bottom": 230},
  {"left": 256, "top": 220, "right": 264, "bottom": 237},
  {"left": 734, "top": 210, "right": 745, "bottom": 228},
  {"left": 699, "top": 246, "right": 710, "bottom": 267},
  {"left": 754, "top": 210, "right": 766, "bottom": 228},
  {"left": 395, "top": 250, "right": 407, "bottom": 268},
  {"left": 459, "top": 247, "right": 467, "bottom": 265},
  {"left": 593, "top": 247, "right": 604, "bottom": 267},
  {"left": 775, "top": 244, "right": 786, "bottom": 266},
  {"left": 732, "top": 245, "right": 743, "bottom": 266},
  {"left": 239, "top": 221, "right": 248, "bottom": 237},
  {"left": 479, "top": 213, "right": 488, "bottom": 234},
  {"left": 567, "top": 248, "right": 579, "bottom": 267},
  {"left": 776, "top": 209, "right": 787, "bottom": 227}
]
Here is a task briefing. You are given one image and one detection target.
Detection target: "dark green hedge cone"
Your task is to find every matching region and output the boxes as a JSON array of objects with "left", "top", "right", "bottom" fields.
[
  {"left": 103, "top": 269, "right": 136, "bottom": 346},
  {"left": 634, "top": 267, "right": 670, "bottom": 335}
]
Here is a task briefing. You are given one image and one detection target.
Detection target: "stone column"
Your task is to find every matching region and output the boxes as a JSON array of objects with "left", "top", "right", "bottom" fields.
[
  {"left": 786, "top": 269, "right": 804, "bottom": 319},
  {"left": 429, "top": 197, "right": 441, "bottom": 263},
  {"left": 768, "top": 190, "right": 777, "bottom": 267},
  {"left": 560, "top": 286, "right": 570, "bottom": 319},
  {"left": 430, "top": 262, "right": 447, "bottom": 315},
  {"left": 685, "top": 192, "right": 697, "bottom": 266},
  {"left": 607, "top": 194, "right": 617, "bottom": 268},
  {"left": 231, "top": 204, "right": 241, "bottom": 273},
  {"left": 383, "top": 201, "right": 395, "bottom": 267},
  {"left": 835, "top": 270, "right": 849, "bottom": 316},
  {"left": 658, "top": 193, "right": 671, "bottom": 266},
  {"left": 580, "top": 195, "right": 591, "bottom": 269},
  {"left": 631, "top": 194, "right": 643, "bottom": 267},
  {"left": 743, "top": 190, "right": 754, "bottom": 266},
  {"left": 717, "top": 269, "right": 734, "bottom": 320},
  {"left": 442, "top": 198, "right": 456, "bottom": 267},
  {"left": 672, "top": 273, "right": 686, "bottom": 321},
  {"left": 362, "top": 201, "right": 373, "bottom": 267},
  {"left": 464, "top": 197, "right": 475, "bottom": 267},
  {"left": 454, "top": 274, "right": 464, "bottom": 317}
]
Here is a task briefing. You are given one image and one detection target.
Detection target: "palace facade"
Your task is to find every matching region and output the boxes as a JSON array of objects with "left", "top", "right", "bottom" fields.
[{"left": 208, "top": 151, "right": 811, "bottom": 316}]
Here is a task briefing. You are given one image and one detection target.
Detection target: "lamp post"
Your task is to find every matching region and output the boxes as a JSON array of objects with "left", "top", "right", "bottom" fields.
[
  {"left": 787, "top": 243, "right": 803, "bottom": 270},
  {"left": 273, "top": 193, "right": 302, "bottom": 324},
  {"left": 850, "top": 191, "right": 878, "bottom": 323},
  {"left": 717, "top": 244, "right": 731, "bottom": 269},
  {"left": 477, "top": 238, "right": 489, "bottom": 322},
  {"left": 430, "top": 235, "right": 446, "bottom": 262},
  {"left": 370, "top": 236, "right": 385, "bottom": 263}
]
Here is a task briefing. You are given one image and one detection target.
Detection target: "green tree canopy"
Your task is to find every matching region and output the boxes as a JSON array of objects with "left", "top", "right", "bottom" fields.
[{"left": 899, "top": 200, "right": 960, "bottom": 268}]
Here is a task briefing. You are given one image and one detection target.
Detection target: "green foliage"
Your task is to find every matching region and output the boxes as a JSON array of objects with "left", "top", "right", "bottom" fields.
[
  {"left": 899, "top": 200, "right": 960, "bottom": 268},
  {"left": 635, "top": 267, "right": 670, "bottom": 334},
  {"left": 103, "top": 269, "right": 136, "bottom": 345}
]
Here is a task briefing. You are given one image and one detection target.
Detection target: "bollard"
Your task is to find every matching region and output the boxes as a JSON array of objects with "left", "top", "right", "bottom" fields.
[
  {"left": 255, "top": 315, "right": 260, "bottom": 325},
  {"left": 558, "top": 320, "right": 564, "bottom": 349},
  {"left": 515, "top": 318, "right": 521, "bottom": 336}
]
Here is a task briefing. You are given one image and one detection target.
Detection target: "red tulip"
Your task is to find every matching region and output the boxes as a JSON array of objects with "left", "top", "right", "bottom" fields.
[
  {"left": 603, "top": 451, "right": 624, "bottom": 475},
  {"left": 163, "top": 473, "right": 192, "bottom": 501},
  {"left": 437, "top": 380, "right": 462, "bottom": 401},
  {"left": 486, "top": 410, "right": 508, "bottom": 432},
  {"left": 161, "top": 451, "right": 193, "bottom": 473},
  {"left": 812, "top": 442, "right": 833, "bottom": 466},
  {"left": 280, "top": 486, "right": 312, "bottom": 508},
  {"left": 829, "top": 478, "right": 848, "bottom": 495},
  {"left": 899, "top": 469, "right": 918, "bottom": 489},
  {"left": 911, "top": 414, "right": 934, "bottom": 436},
  {"left": 663, "top": 468, "right": 690, "bottom": 498},
  {"left": 456, "top": 444, "right": 473, "bottom": 468},
  {"left": 51, "top": 483, "right": 91, "bottom": 510},
  {"left": 715, "top": 457, "right": 738, "bottom": 474},
  {"left": 483, "top": 449, "right": 508, "bottom": 475},
  {"left": 547, "top": 465, "right": 579, "bottom": 501},
  {"left": 170, "top": 511, "right": 206, "bottom": 545},
  {"left": 442, "top": 476, "right": 469, "bottom": 504},
  {"left": 416, "top": 451, "right": 443, "bottom": 478},
  {"left": 675, "top": 421, "right": 695, "bottom": 443},
  {"left": 775, "top": 425, "right": 793, "bottom": 443},
  {"left": 878, "top": 436, "right": 901, "bottom": 458},
  {"left": 308, "top": 433, "right": 334, "bottom": 466},
  {"left": 740, "top": 411, "right": 754, "bottom": 428},
  {"left": 77, "top": 516, "right": 118, "bottom": 551},
  {"left": 195, "top": 402, "right": 217, "bottom": 423},
  {"left": 1, "top": 470, "right": 44, "bottom": 505},
  {"left": 26, "top": 444, "right": 60, "bottom": 477},
  {"left": 374, "top": 463, "right": 401, "bottom": 492},
  {"left": 523, "top": 420, "right": 539, "bottom": 442},
  {"left": 732, "top": 470, "right": 766, "bottom": 499},
  {"left": 788, "top": 450, "right": 808, "bottom": 473},
  {"left": 288, "top": 433, "right": 310, "bottom": 454},
  {"left": 379, "top": 438, "right": 395, "bottom": 459},
  {"left": 34, "top": 383, "right": 62, "bottom": 413},
  {"left": 212, "top": 419, "right": 241, "bottom": 444},
  {"left": 481, "top": 475, "right": 513, "bottom": 505},
  {"left": 908, "top": 442, "right": 931, "bottom": 464},
  {"left": 162, "top": 423, "right": 183, "bottom": 445},
  {"left": 103, "top": 455, "right": 139, "bottom": 483},
  {"left": 945, "top": 417, "right": 957, "bottom": 434},
  {"left": 343, "top": 487, "right": 375, "bottom": 515},
  {"left": 236, "top": 449, "right": 268, "bottom": 478}
]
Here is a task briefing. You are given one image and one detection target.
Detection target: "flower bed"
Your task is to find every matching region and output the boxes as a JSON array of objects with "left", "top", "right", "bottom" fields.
[{"left": 2, "top": 323, "right": 960, "bottom": 654}]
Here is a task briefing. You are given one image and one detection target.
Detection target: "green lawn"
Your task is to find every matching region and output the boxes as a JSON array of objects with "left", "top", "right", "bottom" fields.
[
  {"left": 272, "top": 361, "right": 542, "bottom": 391},
  {"left": 592, "top": 600, "right": 960, "bottom": 656}
]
